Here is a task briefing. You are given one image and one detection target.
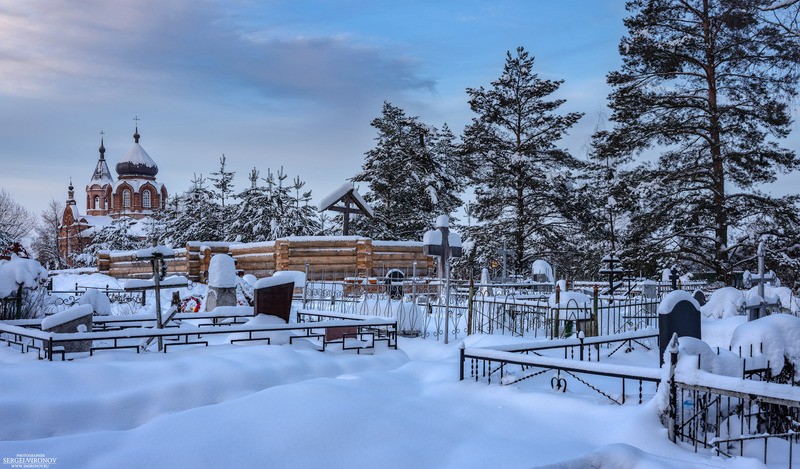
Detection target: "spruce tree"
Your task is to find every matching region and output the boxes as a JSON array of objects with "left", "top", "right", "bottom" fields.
[
  {"left": 354, "top": 102, "right": 463, "bottom": 240},
  {"left": 164, "top": 174, "right": 223, "bottom": 245},
  {"left": 603, "top": 0, "right": 800, "bottom": 279},
  {"left": 462, "top": 47, "right": 583, "bottom": 274}
]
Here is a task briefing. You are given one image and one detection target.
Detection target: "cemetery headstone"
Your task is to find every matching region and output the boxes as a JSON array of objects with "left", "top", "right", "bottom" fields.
[
  {"left": 41, "top": 304, "right": 94, "bottom": 353},
  {"left": 692, "top": 290, "right": 706, "bottom": 307},
  {"left": 206, "top": 254, "right": 238, "bottom": 312},
  {"left": 657, "top": 291, "right": 701, "bottom": 365},
  {"left": 253, "top": 276, "right": 295, "bottom": 323}
]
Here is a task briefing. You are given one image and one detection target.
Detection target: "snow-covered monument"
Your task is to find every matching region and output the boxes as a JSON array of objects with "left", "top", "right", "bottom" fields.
[{"left": 59, "top": 125, "right": 168, "bottom": 264}]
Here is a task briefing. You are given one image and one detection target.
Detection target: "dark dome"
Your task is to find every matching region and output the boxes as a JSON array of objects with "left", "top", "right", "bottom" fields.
[{"left": 116, "top": 143, "right": 158, "bottom": 178}]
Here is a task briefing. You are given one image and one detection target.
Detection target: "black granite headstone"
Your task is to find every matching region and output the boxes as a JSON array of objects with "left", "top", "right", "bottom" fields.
[{"left": 658, "top": 300, "right": 701, "bottom": 365}]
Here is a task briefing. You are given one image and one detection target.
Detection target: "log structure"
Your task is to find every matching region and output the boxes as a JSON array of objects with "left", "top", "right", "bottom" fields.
[{"left": 97, "top": 237, "right": 434, "bottom": 282}]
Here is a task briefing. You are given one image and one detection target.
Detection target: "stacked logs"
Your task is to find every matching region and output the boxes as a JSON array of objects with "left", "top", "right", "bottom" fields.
[
  {"left": 371, "top": 241, "right": 433, "bottom": 278},
  {"left": 98, "top": 237, "right": 432, "bottom": 282},
  {"left": 101, "top": 249, "right": 187, "bottom": 279},
  {"left": 227, "top": 242, "right": 276, "bottom": 278}
]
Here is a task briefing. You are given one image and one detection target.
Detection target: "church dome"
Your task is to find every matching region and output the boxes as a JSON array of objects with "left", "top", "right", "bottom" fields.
[{"left": 115, "top": 127, "right": 158, "bottom": 178}]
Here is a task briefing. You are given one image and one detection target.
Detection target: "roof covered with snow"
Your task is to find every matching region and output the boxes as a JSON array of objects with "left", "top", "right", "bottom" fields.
[
  {"left": 318, "top": 183, "right": 374, "bottom": 217},
  {"left": 116, "top": 142, "right": 158, "bottom": 178}
]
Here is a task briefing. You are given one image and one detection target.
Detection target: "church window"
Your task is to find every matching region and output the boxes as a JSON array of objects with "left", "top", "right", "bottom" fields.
[
  {"left": 142, "top": 190, "right": 151, "bottom": 209},
  {"left": 94, "top": 196, "right": 100, "bottom": 210},
  {"left": 122, "top": 189, "right": 131, "bottom": 208}
]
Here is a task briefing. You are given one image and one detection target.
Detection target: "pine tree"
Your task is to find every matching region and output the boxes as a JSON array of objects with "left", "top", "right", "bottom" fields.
[
  {"left": 462, "top": 47, "right": 583, "bottom": 274},
  {"left": 603, "top": 0, "right": 800, "bottom": 279},
  {"left": 353, "top": 102, "right": 463, "bottom": 240}
]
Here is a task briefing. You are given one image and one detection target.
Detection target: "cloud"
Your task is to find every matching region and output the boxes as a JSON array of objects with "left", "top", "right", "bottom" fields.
[{"left": 0, "top": 0, "right": 435, "bottom": 106}]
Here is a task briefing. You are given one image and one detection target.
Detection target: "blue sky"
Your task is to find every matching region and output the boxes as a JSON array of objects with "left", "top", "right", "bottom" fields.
[{"left": 0, "top": 0, "right": 797, "bottom": 217}]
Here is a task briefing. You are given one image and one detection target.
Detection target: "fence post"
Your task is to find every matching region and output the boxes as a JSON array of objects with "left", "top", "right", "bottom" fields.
[
  {"left": 592, "top": 285, "right": 599, "bottom": 336},
  {"left": 668, "top": 333, "right": 679, "bottom": 443},
  {"left": 303, "top": 260, "right": 310, "bottom": 309},
  {"left": 467, "top": 278, "right": 474, "bottom": 336},
  {"left": 14, "top": 284, "right": 23, "bottom": 320},
  {"left": 553, "top": 284, "right": 561, "bottom": 339},
  {"left": 459, "top": 342, "right": 465, "bottom": 381},
  {"left": 579, "top": 330, "right": 585, "bottom": 361}
]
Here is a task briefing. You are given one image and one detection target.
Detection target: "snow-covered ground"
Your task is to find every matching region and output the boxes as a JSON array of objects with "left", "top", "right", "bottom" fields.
[
  {"left": 1, "top": 270, "right": 793, "bottom": 468},
  {"left": 0, "top": 330, "right": 764, "bottom": 468}
]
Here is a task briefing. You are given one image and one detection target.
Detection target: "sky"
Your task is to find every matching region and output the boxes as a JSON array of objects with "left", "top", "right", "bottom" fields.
[{"left": 1, "top": 0, "right": 798, "bottom": 219}]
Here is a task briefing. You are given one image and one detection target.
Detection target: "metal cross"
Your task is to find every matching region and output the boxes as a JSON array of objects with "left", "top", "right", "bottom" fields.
[{"left": 133, "top": 116, "right": 140, "bottom": 125}]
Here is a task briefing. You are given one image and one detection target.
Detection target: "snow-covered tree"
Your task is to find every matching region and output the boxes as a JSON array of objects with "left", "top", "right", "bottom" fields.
[
  {"left": 602, "top": 0, "right": 800, "bottom": 279},
  {"left": 76, "top": 217, "right": 144, "bottom": 266},
  {"left": 353, "top": 102, "right": 464, "bottom": 240},
  {"left": 164, "top": 174, "right": 223, "bottom": 245},
  {"left": 462, "top": 47, "right": 583, "bottom": 274},
  {"left": 210, "top": 154, "right": 236, "bottom": 208},
  {"left": 227, "top": 167, "right": 320, "bottom": 242}
]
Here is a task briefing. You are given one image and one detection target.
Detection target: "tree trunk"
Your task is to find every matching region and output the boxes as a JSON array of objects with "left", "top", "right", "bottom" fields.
[{"left": 703, "top": 0, "right": 728, "bottom": 281}]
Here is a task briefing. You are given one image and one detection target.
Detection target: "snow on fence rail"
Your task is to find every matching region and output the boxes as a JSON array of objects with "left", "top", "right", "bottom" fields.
[
  {"left": 663, "top": 336, "right": 800, "bottom": 467},
  {"left": 0, "top": 312, "right": 398, "bottom": 360},
  {"left": 460, "top": 329, "right": 661, "bottom": 404}
]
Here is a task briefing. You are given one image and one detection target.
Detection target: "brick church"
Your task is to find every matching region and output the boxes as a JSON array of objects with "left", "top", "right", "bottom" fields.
[{"left": 59, "top": 126, "right": 168, "bottom": 264}]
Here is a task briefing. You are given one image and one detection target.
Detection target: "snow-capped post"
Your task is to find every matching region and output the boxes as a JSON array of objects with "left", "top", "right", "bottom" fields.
[
  {"left": 667, "top": 333, "right": 679, "bottom": 444},
  {"left": 423, "top": 215, "right": 462, "bottom": 344}
]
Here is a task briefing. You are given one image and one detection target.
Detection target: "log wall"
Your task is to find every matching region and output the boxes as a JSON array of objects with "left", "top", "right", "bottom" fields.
[{"left": 97, "top": 237, "right": 434, "bottom": 282}]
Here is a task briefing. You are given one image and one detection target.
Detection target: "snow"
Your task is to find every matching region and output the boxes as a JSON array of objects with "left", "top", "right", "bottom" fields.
[
  {"left": 77, "top": 289, "right": 112, "bottom": 316},
  {"left": 208, "top": 254, "right": 237, "bottom": 288},
  {"left": 701, "top": 287, "right": 744, "bottom": 319},
  {"left": 254, "top": 275, "right": 294, "bottom": 289},
  {"left": 272, "top": 270, "right": 305, "bottom": 287},
  {"left": 118, "top": 143, "right": 157, "bottom": 171},
  {"left": 657, "top": 290, "right": 701, "bottom": 315},
  {"left": 0, "top": 256, "right": 47, "bottom": 298},
  {"left": 372, "top": 240, "right": 423, "bottom": 248},
  {"left": 548, "top": 290, "right": 591, "bottom": 308},
  {"left": 1, "top": 269, "right": 790, "bottom": 468},
  {"left": 730, "top": 313, "right": 800, "bottom": 375},
  {"left": 422, "top": 229, "right": 461, "bottom": 248},
  {"left": 531, "top": 259, "right": 554, "bottom": 282},
  {"left": 228, "top": 314, "right": 293, "bottom": 345},
  {"left": 40, "top": 304, "right": 93, "bottom": 330},
  {"left": 124, "top": 275, "right": 189, "bottom": 290},
  {"left": 747, "top": 285, "right": 797, "bottom": 312},
  {"left": 318, "top": 183, "right": 374, "bottom": 217},
  {"left": 135, "top": 246, "right": 175, "bottom": 258}
]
